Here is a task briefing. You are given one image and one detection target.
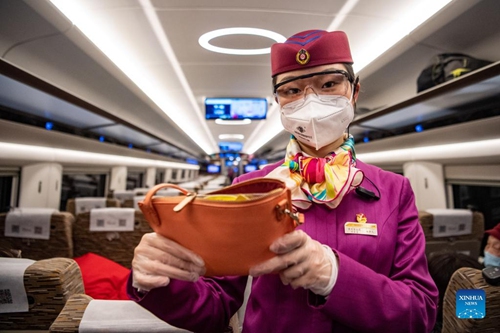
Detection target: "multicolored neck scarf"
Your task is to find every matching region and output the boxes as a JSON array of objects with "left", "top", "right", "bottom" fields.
[{"left": 266, "top": 135, "right": 364, "bottom": 210}]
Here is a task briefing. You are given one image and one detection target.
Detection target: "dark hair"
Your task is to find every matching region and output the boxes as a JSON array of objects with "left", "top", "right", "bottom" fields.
[{"left": 427, "top": 251, "right": 483, "bottom": 322}]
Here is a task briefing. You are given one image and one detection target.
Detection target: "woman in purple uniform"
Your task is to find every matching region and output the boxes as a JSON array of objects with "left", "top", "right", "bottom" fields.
[{"left": 128, "top": 29, "right": 438, "bottom": 333}]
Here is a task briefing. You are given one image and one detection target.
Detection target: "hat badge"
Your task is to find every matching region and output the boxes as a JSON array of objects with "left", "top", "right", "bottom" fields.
[{"left": 296, "top": 49, "right": 310, "bottom": 65}]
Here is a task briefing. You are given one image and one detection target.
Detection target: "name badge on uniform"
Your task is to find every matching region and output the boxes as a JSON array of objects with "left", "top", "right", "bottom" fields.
[{"left": 344, "top": 213, "right": 378, "bottom": 236}]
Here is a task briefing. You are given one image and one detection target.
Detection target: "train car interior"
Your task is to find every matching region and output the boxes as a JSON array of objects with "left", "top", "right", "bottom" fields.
[{"left": 0, "top": 0, "right": 499, "bottom": 332}]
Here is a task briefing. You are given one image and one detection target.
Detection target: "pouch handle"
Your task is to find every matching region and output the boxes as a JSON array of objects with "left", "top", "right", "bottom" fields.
[
  {"left": 138, "top": 183, "right": 191, "bottom": 227},
  {"left": 275, "top": 198, "right": 304, "bottom": 227},
  {"left": 207, "top": 177, "right": 286, "bottom": 195}
]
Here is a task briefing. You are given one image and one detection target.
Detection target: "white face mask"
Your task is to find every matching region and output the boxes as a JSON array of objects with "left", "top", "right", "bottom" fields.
[
  {"left": 280, "top": 94, "right": 354, "bottom": 150},
  {"left": 484, "top": 251, "right": 500, "bottom": 267}
]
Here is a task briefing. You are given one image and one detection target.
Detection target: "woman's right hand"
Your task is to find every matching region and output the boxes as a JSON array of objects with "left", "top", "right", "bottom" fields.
[{"left": 131, "top": 232, "right": 206, "bottom": 292}]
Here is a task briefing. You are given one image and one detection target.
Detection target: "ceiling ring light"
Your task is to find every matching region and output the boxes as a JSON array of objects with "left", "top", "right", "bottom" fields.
[{"left": 199, "top": 27, "right": 286, "bottom": 55}]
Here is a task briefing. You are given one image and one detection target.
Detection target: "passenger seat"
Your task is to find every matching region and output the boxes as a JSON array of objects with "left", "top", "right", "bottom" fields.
[{"left": 442, "top": 267, "right": 500, "bottom": 332}]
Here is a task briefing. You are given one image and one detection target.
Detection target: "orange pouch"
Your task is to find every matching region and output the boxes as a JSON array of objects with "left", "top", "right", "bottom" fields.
[{"left": 138, "top": 178, "right": 302, "bottom": 276}]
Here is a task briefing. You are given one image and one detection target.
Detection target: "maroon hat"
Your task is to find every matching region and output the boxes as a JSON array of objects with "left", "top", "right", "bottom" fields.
[
  {"left": 271, "top": 30, "right": 353, "bottom": 77},
  {"left": 485, "top": 222, "right": 500, "bottom": 240}
]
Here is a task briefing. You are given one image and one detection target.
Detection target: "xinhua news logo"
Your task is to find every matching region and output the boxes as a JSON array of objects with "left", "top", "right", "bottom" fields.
[{"left": 456, "top": 289, "right": 485, "bottom": 319}]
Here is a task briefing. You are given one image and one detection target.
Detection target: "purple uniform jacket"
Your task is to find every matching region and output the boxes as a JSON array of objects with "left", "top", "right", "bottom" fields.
[{"left": 128, "top": 159, "right": 438, "bottom": 332}]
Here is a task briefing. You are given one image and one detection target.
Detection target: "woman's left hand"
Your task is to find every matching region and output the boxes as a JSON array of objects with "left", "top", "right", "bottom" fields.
[{"left": 249, "top": 230, "right": 337, "bottom": 296}]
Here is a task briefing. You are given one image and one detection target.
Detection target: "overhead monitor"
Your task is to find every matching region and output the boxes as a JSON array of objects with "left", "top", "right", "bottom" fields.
[
  {"left": 205, "top": 97, "right": 268, "bottom": 120},
  {"left": 244, "top": 164, "right": 258, "bottom": 173},
  {"left": 206, "top": 164, "right": 221, "bottom": 174},
  {"left": 220, "top": 152, "right": 240, "bottom": 159},
  {"left": 219, "top": 141, "right": 243, "bottom": 152}
]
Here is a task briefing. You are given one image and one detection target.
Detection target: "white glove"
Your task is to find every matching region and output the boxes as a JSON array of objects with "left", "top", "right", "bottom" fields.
[
  {"left": 131, "top": 232, "right": 206, "bottom": 292},
  {"left": 249, "top": 230, "right": 338, "bottom": 296}
]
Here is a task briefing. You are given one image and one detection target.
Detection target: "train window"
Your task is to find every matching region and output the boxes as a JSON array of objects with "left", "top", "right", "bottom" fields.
[
  {"left": 0, "top": 175, "right": 16, "bottom": 213},
  {"left": 451, "top": 183, "right": 500, "bottom": 253},
  {"left": 0, "top": 176, "right": 13, "bottom": 212},
  {"left": 127, "top": 171, "right": 144, "bottom": 190},
  {"left": 60, "top": 174, "right": 107, "bottom": 211},
  {"left": 156, "top": 170, "right": 165, "bottom": 185},
  {"left": 171, "top": 170, "right": 178, "bottom": 181}
]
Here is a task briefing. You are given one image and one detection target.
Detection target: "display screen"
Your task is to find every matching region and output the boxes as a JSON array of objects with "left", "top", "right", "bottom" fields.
[
  {"left": 244, "top": 164, "right": 258, "bottom": 173},
  {"left": 207, "top": 164, "right": 221, "bottom": 173},
  {"left": 205, "top": 98, "right": 268, "bottom": 120},
  {"left": 219, "top": 141, "right": 243, "bottom": 152},
  {"left": 219, "top": 153, "right": 240, "bottom": 159}
]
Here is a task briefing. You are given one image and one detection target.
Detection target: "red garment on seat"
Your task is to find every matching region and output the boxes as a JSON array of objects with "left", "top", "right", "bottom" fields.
[{"left": 74, "top": 252, "right": 130, "bottom": 300}]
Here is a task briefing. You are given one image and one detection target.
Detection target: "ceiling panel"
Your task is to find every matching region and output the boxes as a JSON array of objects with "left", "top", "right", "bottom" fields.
[
  {"left": 151, "top": 0, "right": 345, "bottom": 14},
  {"left": 1, "top": 0, "right": 499, "bottom": 165},
  {"left": 159, "top": 11, "right": 333, "bottom": 64},
  {"left": 2, "top": 32, "right": 199, "bottom": 146},
  {"left": 83, "top": 6, "right": 167, "bottom": 66},
  {"left": 415, "top": 0, "right": 500, "bottom": 56},
  {"left": 0, "top": 0, "right": 65, "bottom": 55},
  {"left": 185, "top": 64, "right": 272, "bottom": 96},
  {"left": 0, "top": 74, "right": 114, "bottom": 129},
  {"left": 76, "top": 0, "right": 138, "bottom": 10}
]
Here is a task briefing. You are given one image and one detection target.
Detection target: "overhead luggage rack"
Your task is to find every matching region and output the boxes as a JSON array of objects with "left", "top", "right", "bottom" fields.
[{"left": 351, "top": 61, "right": 500, "bottom": 143}]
